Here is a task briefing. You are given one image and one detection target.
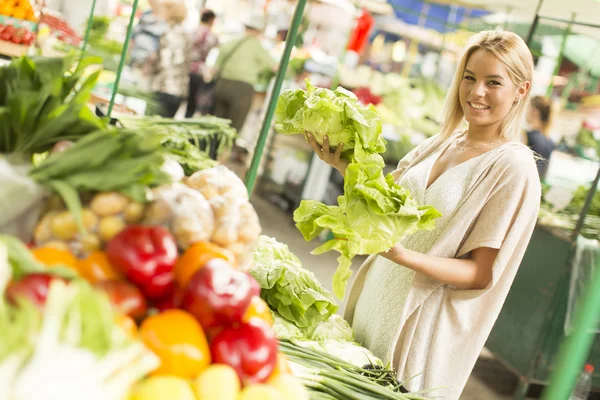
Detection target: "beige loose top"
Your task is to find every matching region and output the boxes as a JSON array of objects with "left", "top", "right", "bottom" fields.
[{"left": 344, "top": 134, "right": 541, "bottom": 399}]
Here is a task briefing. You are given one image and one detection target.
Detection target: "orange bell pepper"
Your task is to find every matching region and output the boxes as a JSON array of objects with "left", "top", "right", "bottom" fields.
[
  {"left": 77, "top": 251, "right": 123, "bottom": 283},
  {"left": 116, "top": 313, "right": 138, "bottom": 340},
  {"left": 31, "top": 246, "right": 78, "bottom": 271},
  {"left": 174, "top": 241, "right": 236, "bottom": 288},
  {"left": 140, "top": 309, "right": 211, "bottom": 379},
  {"left": 243, "top": 296, "right": 273, "bottom": 326},
  {"left": 268, "top": 353, "right": 292, "bottom": 382}
]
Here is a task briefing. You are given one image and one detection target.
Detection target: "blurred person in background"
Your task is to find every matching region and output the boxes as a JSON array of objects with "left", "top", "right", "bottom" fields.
[
  {"left": 212, "top": 13, "right": 277, "bottom": 132},
  {"left": 525, "top": 96, "right": 556, "bottom": 180},
  {"left": 185, "top": 9, "right": 219, "bottom": 118},
  {"left": 130, "top": 0, "right": 166, "bottom": 71},
  {"left": 148, "top": 0, "right": 190, "bottom": 118}
]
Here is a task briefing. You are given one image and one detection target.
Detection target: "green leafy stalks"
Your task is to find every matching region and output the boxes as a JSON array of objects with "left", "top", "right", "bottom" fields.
[
  {"left": 0, "top": 54, "right": 106, "bottom": 155},
  {"left": 119, "top": 115, "right": 238, "bottom": 165},
  {"left": 250, "top": 236, "right": 338, "bottom": 328},
  {"left": 294, "top": 162, "right": 441, "bottom": 299},
  {"left": 28, "top": 129, "right": 171, "bottom": 203},
  {"left": 275, "top": 80, "right": 386, "bottom": 165}
]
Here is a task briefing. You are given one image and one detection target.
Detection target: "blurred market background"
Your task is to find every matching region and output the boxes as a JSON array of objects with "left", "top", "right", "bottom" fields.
[{"left": 1, "top": 0, "right": 600, "bottom": 398}]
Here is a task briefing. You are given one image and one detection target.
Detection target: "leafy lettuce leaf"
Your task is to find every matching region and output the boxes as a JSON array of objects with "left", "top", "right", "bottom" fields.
[
  {"left": 294, "top": 162, "right": 441, "bottom": 299},
  {"left": 274, "top": 80, "right": 386, "bottom": 164},
  {"left": 250, "top": 236, "right": 338, "bottom": 328}
]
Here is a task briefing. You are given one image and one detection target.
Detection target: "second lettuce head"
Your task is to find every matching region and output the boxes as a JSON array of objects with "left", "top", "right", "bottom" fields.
[{"left": 274, "top": 80, "right": 387, "bottom": 165}]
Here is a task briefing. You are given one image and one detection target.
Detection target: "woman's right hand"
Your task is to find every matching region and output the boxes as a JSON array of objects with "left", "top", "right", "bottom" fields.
[{"left": 305, "top": 133, "right": 349, "bottom": 177}]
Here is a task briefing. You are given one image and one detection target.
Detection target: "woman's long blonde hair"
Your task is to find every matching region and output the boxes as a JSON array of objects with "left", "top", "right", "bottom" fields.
[{"left": 439, "top": 30, "right": 534, "bottom": 142}]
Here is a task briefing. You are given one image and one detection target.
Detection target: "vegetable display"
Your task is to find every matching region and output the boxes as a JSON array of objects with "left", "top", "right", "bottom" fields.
[
  {"left": 280, "top": 340, "right": 430, "bottom": 400},
  {"left": 0, "top": 279, "right": 160, "bottom": 400},
  {"left": 0, "top": 54, "right": 105, "bottom": 155},
  {"left": 250, "top": 236, "right": 338, "bottom": 328}
]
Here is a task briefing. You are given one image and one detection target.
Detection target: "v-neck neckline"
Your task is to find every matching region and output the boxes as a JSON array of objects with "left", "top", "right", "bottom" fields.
[{"left": 424, "top": 134, "right": 508, "bottom": 191}]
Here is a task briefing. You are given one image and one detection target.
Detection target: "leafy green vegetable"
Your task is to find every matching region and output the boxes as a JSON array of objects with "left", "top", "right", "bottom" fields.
[
  {"left": 250, "top": 236, "right": 338, "bottom": 328},
  {"left": 28, "top": 129, "right": 172, "bottom": 203},
  {"left": 119, "top": 115, "right": 238, "bottom": 164},
  {"left": 294, "top": 162, "right": 441, "bottom": 299},
  {"left": 0, "top": 235, "right": 77, "bottom": 281},
  {"left": 271, "top": 311, "right": 305, "bottom": 340},
  {"left": 0, "top": 54, "right": 106, "bottom": 155},
  {"left": 274, "top": 80, "right": 386, "bottom": 165},
  {"left": 307, "top": 315, "right": 354, "bottom": 342},
  {"left": 0, "top": 279, "right": 160, "bottom": 400}
]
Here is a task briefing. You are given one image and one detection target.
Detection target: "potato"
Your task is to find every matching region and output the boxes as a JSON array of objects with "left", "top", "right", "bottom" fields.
[
  {"left": 42, "top": 240, "right": 70, "bottom": 251},
  {"left": 34, "top": 211, "right": 57, "bottom": 244},
  {"left": 80, "top": 233, "right": 101, "bottom": 252},
  {"left": 51, "top": 211, "right": 79, "bottom": 241},
  {"left": 90, "top": 192, "right": 129, "bottom": 217},
  {"left": 124, "top": 202, "right": 145, "bottom": 223},
  {"left": 99, "top": 216, "right": 126, "bottom": 242},
  {"left": 81, "top": 208, "right": 98, "bottom": 230}
]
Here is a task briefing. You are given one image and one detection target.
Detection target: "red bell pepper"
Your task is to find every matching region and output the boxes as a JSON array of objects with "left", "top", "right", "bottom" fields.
[
  {"left": 94, "top": 280, "right": 148, "bottom": 320},
  {"left": 106, "top": 225, "right": 178, "bottom": 301},
  {"left": 5, "top": 273, "right": 66, "bottom": 309},
  {"left": 181, "top": 260, "right": 253, "bottom": 330},
  {"left": 210, "top": 319, "right": 278, "bottom": 385}
]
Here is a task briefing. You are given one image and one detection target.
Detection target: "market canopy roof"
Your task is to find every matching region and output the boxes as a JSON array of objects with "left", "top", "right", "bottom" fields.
[
  {"left": 459, "top": 0, "right": 600, "bottom": 40},
  {"left": 385, "top": 0, "right": 490, "bottom": 33}
]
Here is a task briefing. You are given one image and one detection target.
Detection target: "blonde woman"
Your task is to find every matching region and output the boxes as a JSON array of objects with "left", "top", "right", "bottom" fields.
[
  {"left": 149, "top": 0, "right": 190, "bottom": 117},
  {"left": 306, "top": 30, "right": 541, "bottom": 399}
]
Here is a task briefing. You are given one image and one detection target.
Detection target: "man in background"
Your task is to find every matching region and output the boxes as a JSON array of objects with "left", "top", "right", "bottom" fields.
[{"left": 212, "top": 13, "right": 277, "bottom": 132}]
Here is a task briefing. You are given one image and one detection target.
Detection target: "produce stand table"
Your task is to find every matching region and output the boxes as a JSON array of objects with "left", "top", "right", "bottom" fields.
[{"left": 0, "top": 39, "right": 27, "bottom": 57}]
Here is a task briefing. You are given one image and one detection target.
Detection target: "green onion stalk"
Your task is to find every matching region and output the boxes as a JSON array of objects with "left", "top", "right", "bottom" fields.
[{"left": 279, "top": 340, "right": 437, "bottom": 400}]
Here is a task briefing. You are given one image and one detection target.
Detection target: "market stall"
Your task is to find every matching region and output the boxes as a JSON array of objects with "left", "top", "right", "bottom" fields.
[
  {"left": 0, "top": 1, "right": 448, "bottom": 398},
  {"left": 3, "top": 0, "right": 600, "bottom": 398}
]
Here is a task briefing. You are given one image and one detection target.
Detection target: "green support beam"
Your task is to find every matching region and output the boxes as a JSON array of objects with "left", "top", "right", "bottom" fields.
[
  {"left": 81, "top": 0, "right": 98, "bottom": 54},
  {"left": 244, "top": 0, "right": 308, "bottom": 196},
  {"left": 107, "top": 0, "right": 139, "bottom": 119},
  {"left": 541, "top": 224, "right": 600, "bottom": 398},
  {"left": 546, "top": 13, "right": 576, "bottom": 98}
]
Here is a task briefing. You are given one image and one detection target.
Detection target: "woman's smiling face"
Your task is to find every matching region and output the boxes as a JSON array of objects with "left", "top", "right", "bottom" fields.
[{"left": 459, "top": 48, "right": 523, "bottom": 130}]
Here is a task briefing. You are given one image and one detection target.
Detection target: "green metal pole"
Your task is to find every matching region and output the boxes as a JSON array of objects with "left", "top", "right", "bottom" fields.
[
  {"left": 81, "top": 0, "right": 98, "bottom": 54},
  {"left": 541, "top": 241, "right": 600, "bottom": 400},
  {"left": 244, "top": 0, "right": 308, "bottom": 196},
  {"left": 107, "top": 0, "right": 139, "bottom": 119},
  {"left": 546, "top": 13, "right": 576, "bottom": 98},
  {"left": 525, "top": 0, "right": 544, "bottom": 46}
]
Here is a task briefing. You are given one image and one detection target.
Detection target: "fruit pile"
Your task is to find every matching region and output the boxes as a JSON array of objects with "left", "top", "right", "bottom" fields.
[
  {"left": 0, "top": 23, "right": 35, "bottom": 45},
  {"left": 0, "top": 0, "right": 37, "bottom": 21}
]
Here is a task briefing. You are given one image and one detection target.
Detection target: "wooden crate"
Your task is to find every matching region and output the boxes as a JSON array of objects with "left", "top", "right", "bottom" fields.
[{"left": 0, "top": 40, "right": 27, "bottom": 57}]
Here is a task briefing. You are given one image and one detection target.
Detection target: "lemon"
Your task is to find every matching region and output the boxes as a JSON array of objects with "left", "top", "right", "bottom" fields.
[
  {"left": 269, "top": 374, "right": 310, "bottom": 400},
  {"left": 130, "top": 376, "right": 195, "bottom": 400},
  {"left": 238, "top": 384, "right": 283, "bottom": 400},
  {"left": 194, "top": 364, "right": 240, "bottom": 400}
]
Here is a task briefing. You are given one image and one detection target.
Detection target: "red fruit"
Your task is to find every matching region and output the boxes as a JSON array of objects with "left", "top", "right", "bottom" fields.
[
  {"left": 247, "top": 273, "right": 261, "bottom": 297},
  {"left": 94, "top": 280, "right": 148, "bottom": 320},
  {"left": 181, "top": 260, "right": 253, "bottom": 330},
  {"left": 210, "top": 319, "right": 278, "bottom": 385},
  {"left": 106, "top": 225, "right": 178, "bottom": 300},
  {"left": 5, "top": 273, "right": 65, "bottom": 308}
]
